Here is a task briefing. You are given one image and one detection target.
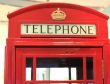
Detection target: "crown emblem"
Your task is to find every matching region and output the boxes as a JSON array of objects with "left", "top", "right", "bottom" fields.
[{"left": 51, "top": 8, "right": 66, "bottom": 20}]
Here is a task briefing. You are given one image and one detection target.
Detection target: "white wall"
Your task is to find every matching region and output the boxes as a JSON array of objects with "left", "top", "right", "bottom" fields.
[{"left": 0, "top": 4, "right": 19, "bottom": 84}]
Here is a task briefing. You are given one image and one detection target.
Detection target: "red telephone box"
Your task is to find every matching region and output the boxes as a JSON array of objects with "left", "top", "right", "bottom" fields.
[{"left": 5, "top": 3, "right": 110, "bottom": 84}]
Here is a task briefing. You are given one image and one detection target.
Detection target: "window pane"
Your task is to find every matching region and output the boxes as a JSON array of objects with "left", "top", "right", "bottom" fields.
[
  {"left": 37, "top": 68, "right": 50, "bottom": 80},
  {"left": 37, "top": 68, "right": 69, "bottom": 80},
  {"left": 26, "top": 58, "right": 33, "bottom": 81},
  {"left": 36, "top": 58, "right": 83, "bottom": 80},
  {"left": 71, "top": 68, "right": 77, "bottom": 80},
  {"left": 50, "top": 68, "right": 69, "bottom": 80},
  {"left": 69, "top": 58, "right": 83, "bottom": 80},
  {"left": 86, "top": 57, "right": 93, "bottom": 80}
]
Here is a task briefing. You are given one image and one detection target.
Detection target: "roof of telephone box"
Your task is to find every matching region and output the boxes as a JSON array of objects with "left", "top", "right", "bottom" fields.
[{"left": 7, "top": 3, "right": 109, "bottom": 19}]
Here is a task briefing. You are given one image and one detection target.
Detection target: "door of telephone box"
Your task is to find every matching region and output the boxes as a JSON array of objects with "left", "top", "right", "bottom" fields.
[{"left": 16, "top": 47, "right": 102, "bottom": 84}]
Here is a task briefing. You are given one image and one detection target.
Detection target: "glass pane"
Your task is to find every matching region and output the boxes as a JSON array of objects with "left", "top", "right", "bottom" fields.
[
  {"left": 69, "top": 58, "right": 83, "bottom": 80},
  {"left": 37, "top": 68, "right": 69, "bottom": 80},
  {"left": 86, "top": 57, "right": 93, "bottom": 80},
  {"left": 36, "top": 58, "right": 83, "bottom": 80},
  {"left": 71, "top": 68, "right": 77, "bottom": 80},
  {"left": 37, "top": 68, "right": 50, "bottom": 80},
  {"left": 50, "top": 68, "right": 69, "bottom": 80},
  {"left": 26, "top": 58, "right": 33, "bottom": 81}
]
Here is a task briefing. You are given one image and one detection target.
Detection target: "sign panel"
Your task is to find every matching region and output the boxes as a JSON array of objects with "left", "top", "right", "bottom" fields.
[{"left": 21, "top": 24, "right": 96, "bottom": 36}]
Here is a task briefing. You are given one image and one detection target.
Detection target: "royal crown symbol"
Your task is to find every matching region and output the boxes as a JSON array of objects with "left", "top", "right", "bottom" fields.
[{"left": 51, "top": 8, "right": 66, "bottom": 20}]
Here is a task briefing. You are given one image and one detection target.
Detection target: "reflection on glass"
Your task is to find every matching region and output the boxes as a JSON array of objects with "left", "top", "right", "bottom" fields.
[
  {"left": 26, "top": 68, "right": 32, "bottom": 80},
  {"left": 71, "top": 68, "right": 77, "bottom": 80},
  {"left": 50, "top": 68, "right": 69, "bottom": 80},
  {"left": 37, "top": 68, "right": 69, "bottom": 80},
  {"left": 86, "top": 57, "right": 93, "bottom": 80},
  {"left": 36, "top": 58, "right": 83, "bottom": 80},
  {"left": 37, "top": 68, "right": 50, "bottom": 80},
  {"left": 26, "top": 58, "right": 33, "bottom": 81}
]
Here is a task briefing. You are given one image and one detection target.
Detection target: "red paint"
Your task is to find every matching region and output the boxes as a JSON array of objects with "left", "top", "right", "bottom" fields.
[{"left": 5, "top": 3, "right": 110, "bottom": 84}]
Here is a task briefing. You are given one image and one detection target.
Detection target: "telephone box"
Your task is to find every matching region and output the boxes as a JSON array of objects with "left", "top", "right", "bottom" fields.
[{"left": 5, "top": 3, "right": 110, "bottom": 84}]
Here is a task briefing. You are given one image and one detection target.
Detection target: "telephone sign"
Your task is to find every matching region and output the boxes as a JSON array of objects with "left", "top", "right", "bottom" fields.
[{"left": 21, "top": 24, "right": 96, "bottom": 36}]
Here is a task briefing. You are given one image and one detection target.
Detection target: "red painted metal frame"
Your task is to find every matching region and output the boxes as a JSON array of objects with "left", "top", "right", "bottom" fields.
[
  {"left": 7, "top": 3, "right": 108, "bottom": 19},
  {"left": 103, "top": 44, "right": 110, "bottom": 84},
  {"left": 5, "top": 3, "right": 110, "bottom": 84},
  {"left": 16, "top": 47, "right": 102, "bottom": 84},
  {"left": 5, "top": 38, "right": 108, "bottom": 84},
  {"left": 7, "top": 3, "right": 109, "bottom": 39}
]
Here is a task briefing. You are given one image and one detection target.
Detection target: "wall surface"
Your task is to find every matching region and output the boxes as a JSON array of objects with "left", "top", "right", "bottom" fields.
[{"left": 0, "top": 4, "right": 19, "bottom": 84}]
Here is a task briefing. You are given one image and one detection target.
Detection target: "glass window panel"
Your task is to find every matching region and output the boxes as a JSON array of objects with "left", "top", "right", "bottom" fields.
[
  {"left": 86, "top": 57, "right": 93, "bottom": 80},
  {"left": 26, "top": 58, "right": 33, "bottom": 81},
  {"left": 71, "top": 68, "right": 77, "bottom": 80},
  {"left": 37, "top": 68, "right": 69, "bottom": 80},
  {"left": 37, "top": 68, "right": 50, "bottom": 80},
  {"left": 36, "top": 58, "right": 83, "bottom": 80},
  {"left": 50, "top": 68, "right": 69, "bottom": 80},
  {"left": 68, "top": 58, "right": 83, "bottom": 80}
]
